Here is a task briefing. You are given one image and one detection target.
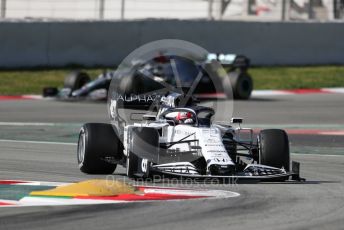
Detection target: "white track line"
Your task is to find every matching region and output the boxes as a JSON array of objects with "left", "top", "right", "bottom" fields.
[
  {"left": 0, "top": 139, "right": 76, "bottom": 146},
  {"left": 322, "top": 87, "right": 344, "bottom": 94},
  {"left": 0, "top": 180, "right": 70, "bottom": 186},
  {"left": 0, "top": 122, "right": 58, "bottom": 126},
  {"left": 319, "top": 131, "right": 344, "bottom": 136},
  {"left": 251, "top": 90, "right": 293, "bottom": 96},
  {"left": 18, "top": 197, "right": 124, "bottom": 206},
  {"left": 291, "top": 153, "right": 344, "bottom": 157},
  {"left": 0, "top": 122, "right": 80, "bottom": 126}
]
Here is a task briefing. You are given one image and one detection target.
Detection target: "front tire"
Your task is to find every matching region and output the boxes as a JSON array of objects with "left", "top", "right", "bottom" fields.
[
  {"left": 258, "top": 129, "right": 290, "bottom": 172},
  {"left": 77, "top": 123, "right": 122, "bottom": 174}
]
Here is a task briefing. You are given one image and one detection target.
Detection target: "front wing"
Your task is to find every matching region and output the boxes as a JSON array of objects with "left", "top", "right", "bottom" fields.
[{"left": 148, "top": 161, "right": 303, "bottom": 181}]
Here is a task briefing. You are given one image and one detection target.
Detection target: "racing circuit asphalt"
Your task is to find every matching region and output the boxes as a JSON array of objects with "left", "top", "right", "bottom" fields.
[{"left": 0, "top": 93, "right": 344, "bottom": 230}]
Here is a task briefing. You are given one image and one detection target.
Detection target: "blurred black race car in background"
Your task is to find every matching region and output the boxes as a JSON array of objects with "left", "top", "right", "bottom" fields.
[{"left": 43, "top": 54, "right": 253, "bottom": 101}]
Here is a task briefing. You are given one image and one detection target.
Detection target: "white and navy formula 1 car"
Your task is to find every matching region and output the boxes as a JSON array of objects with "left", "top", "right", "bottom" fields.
[{"left": 77, "top": 91, "right": 303, "bottom": 182}]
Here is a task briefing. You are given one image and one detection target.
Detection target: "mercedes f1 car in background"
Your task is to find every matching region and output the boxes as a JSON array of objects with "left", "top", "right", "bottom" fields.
[
  {"left": 77, "top": 91, "right": 302, "bottom": 182},
  {"left": 43, "top": 53, "right": 253, "bottom": 101},
  {"left": 42, "top": 71, "right": 112, "bottom": 101}
]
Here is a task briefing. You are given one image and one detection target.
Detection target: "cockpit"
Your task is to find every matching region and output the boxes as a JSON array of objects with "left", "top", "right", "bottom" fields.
[{"left": 160, "top": 106, "right": 214, "bottom": 127}]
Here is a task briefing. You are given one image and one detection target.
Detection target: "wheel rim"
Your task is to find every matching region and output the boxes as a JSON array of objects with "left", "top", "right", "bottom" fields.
[{"left": 77, "top": 129, "right": 86, "bottom": 164}]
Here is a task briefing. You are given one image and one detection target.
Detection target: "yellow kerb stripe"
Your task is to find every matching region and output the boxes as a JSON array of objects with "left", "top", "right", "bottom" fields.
[{"left": 30, "top": 179, "right": 136, "bottom": 197}]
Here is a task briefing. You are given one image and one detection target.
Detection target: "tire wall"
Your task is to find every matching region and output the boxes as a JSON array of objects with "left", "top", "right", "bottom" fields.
[{"left": 0, "top": 20, "right": 343, "bottom": 68}]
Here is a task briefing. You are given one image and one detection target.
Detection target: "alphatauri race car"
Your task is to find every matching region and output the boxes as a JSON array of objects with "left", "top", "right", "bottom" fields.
[
  {"left": 77, "top": 91, "right": 302, "bottom": 181},
  {"left": 43, "top": 53, "right": 253, "bottom": 101}
]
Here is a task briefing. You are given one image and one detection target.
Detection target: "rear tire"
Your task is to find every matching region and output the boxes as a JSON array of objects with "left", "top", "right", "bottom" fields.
[
  {"left": 223, "top": 72, "right": 253, "bottom": 100},
  {"left": 258, "top": 129, "right": 290, "bottom": 172},
  {"left": 64, "top": 71, "right": 90, "bottom": 91},
  {"left": 77, "top": 123, "right": 122, "bottom": 174}
]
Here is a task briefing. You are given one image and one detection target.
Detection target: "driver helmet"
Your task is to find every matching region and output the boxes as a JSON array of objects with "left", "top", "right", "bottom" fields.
[
  {"left": 165, "top": 111, "right": 195, "bottom": 125},
  {"left": 176, "top": 112, "right": 195, "bottom": 124}
]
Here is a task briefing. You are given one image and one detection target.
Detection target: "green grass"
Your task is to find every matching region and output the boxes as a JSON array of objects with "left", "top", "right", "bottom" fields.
[
  {"left": 0, "top": 66, "right": 344, "bottom": 95},
  {"left": 250, "top": 66, "right": 344, "bottom": 89},
  {"left": 0, "top": 69, "right": 103, "bottom": 95}
]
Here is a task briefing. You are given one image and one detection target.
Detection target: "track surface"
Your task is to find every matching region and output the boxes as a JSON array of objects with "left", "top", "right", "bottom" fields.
[
  {"left": 0, "top": 94, "right": 343, "bottom": 124},
  {"left": 0, "top": 94, "right": 344, "bottom": 230}
]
